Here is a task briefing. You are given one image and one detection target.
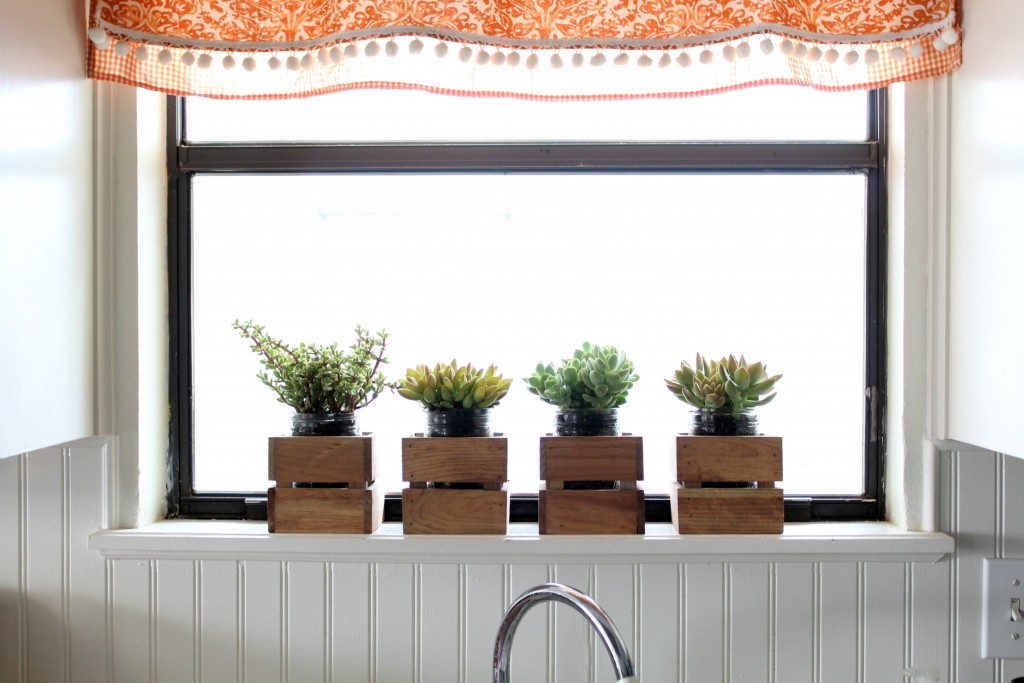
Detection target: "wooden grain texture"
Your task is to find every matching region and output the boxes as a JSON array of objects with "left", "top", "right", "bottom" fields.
[
  {"left": 402, "top": 437, "right": 508, "bottom": 483},
  {"left": 672, "top": 485, "right": 783, "bottom": 534},
  {"left": 401, "top": 487, "right": 508, "bottom": 534},
  {"left": 538, "top": 488, "right": 644, "bottom": 534},
  {"left": 675, "top": 435, "right": 782, "bottom": 483},
  {"left": 539, "top": 436, "right": 643, "bottom": 481},
  {"left": 269, "top": 435, "right": 375, "bottom": 484},
  {"left": 268, "top": 485, "right": 383, "bottom": 534}
]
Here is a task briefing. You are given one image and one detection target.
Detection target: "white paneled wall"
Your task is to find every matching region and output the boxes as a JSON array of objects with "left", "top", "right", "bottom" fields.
[{"left": 4, "top": 439, "right": 1024, "bottom": 682}]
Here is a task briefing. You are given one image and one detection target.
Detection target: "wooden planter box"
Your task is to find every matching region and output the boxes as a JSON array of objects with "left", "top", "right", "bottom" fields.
[
  {"left": 401, "top": 435, "right": 508, "bottom": 534},
  {"left": 267, "top": 434, "right": 382, "bottom": 534},
  {"left": 538, "top": 435, "right": 644, "bottom": 535},
  {"left": 671, "top": 435, "right": 783, "bottom": 534}
]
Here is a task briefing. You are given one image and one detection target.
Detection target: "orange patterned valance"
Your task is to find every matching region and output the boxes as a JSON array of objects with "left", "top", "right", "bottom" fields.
[{"left": 87, "top": 0, "right": 961, "bottom": 100}]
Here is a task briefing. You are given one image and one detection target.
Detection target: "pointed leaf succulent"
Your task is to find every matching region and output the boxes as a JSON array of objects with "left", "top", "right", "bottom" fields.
[
  {"left": 666, "top": 353, "right": 781, "bottom": 416},
  {"left": 397, "top": 360, "right": 512, "bottom": 411}
]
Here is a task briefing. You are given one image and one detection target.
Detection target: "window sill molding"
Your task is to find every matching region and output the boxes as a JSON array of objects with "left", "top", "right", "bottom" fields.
[{"left": 89, "top": 521, "right": 952, "bottom": 564}]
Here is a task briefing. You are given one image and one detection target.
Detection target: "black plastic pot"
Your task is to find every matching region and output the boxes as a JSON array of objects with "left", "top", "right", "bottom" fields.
[
  {"left": 689, "top": 408, "right": 758, "bottom": 436},
  {"left": 291, "top": 412, "right": 359, "bottom": 437},
  {"left": 554, "top": 408, "right": 619, "bottom": 437},
  {"left": 425, "top": 407, "right": 492, "bottom": 438}
]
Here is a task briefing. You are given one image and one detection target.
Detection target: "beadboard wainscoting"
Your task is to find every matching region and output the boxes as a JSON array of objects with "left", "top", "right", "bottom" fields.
[{"left": 2, "top": 439, "right": 1024, "bottom": 682}]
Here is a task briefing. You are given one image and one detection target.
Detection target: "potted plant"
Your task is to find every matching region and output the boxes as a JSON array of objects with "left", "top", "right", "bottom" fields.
[
  {"left": 665, "top": 353, "right": 784, "bottom": 535},
  {"left": 665, "top": 353, "right": 781, "bottom": 436},
  {"left": 525, "top": 342, "right": 638, "bottom": 436},
  {"left": 233, "top": 319, "right": 390, "bottom": 436},
  {"left": 396, "top": 360, "right": 513, "bottom": 534}
]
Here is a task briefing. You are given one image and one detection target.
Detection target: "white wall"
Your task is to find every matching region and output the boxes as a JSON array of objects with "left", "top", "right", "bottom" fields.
[
  {"left": 0, "top": 0, "right": 95, "bottom": 456},
  {"left": 947, "top": 0, "right": 1024, "bottom": 457}
]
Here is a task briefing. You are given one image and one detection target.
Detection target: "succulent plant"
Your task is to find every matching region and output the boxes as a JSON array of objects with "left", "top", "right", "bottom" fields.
[
  {"left": 397, "top": 360, "right": 512, "bottom": 410},
  {"left": 233, "top": 320, "right": 389, "bottom": 414},
  {"left": 666, "top": 353, "right": 781, "bottom": 416},
  {"left": 525, "top": 342, "right": 638, "bottom": 411}
]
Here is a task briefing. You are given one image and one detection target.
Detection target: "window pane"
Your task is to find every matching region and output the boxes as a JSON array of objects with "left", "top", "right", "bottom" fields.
[
  {"left": 192, "top": 173, "right": 866, "bottom": 496},
  {"left": 185, "top": 88, "right": 868, "bottom": 143}
]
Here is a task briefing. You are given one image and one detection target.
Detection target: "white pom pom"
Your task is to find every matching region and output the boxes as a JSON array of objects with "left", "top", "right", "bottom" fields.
[
  {"left": 941, "top": 27, "right": 959, "bottom": 45},
  {"left": 243, "top": 56, "right": 257, "bottom": 71},
  {"left": 759, "top": 38, "right": 774, "bottom": 55},
  {"left": 458, "top": 46, "right": 473, "bottom": 62},
  {"left": 699, "top": 49, "right": 713, "bottom": 64},
  {"left": 889, "top": 46, "right": 906, "bottom": 61},
  {"left": 181, "top": 51, "right": 196, "bottom": 66},
  {"left": 572, "top": 53, "right": 584, "bottom": 68},
  {"left": 780, "top": 39, "right": 794, "bottom": 55},
  {"left": 507, "top": 51, "right": 521, "bottom": 67},
  {"left": 158, "top": 49, "right": 172, "bottom": 64},
  {"left": 286, "top": 55, "right": 300, "bottom": 70},
  {"left": 526, "top": 53, "right": 539, "bottom": 69},
  {"left": 434, "top": 42, "right": 448, "bottom": 58},
  {"left": 114, "top": 41, "right": 131, "bottom": 57},
  {"left": 550, "top": 53, "right": 563, "bottom": 68},
  {"left": 590, "top": 53, "right": 607, "bottom": 66},
  {"left": 676, "top": 52, "right": 691, "bottom": 67},
  {"left": 807, "top": 46, "right": 822, "bottom": 61},
  {"left": 843, "top": 50, "right": 858, "bottom": 65},
  {"left": 737, "top": 42, "right": 751, "bottom": 58},
  {"left": 365, "top": 41, "right": 381, "bottom": 57},
  {"left": 658, "top": 52, "right": 672, "bottom": 68},
  {"left": 614, "top": 52, "right": 629, "bottom": 65},
  {"left": 932, "top": 36, "right": 947, "bottom": 51},
  {"left": 318, "top": 48, "right": 331, "bottom": 65},
  {"left": 864, "top": 48, "right": 880, "bottom": 65},
  {"left": 329, "top": 47, "right": 341, "bottom": 62},
  {"left": 197, "top": 53, "right": 213, "bottom": 69},
  {"left": 722, "top": 45, "right": 736, "bottom": 62},
  {"left": 386, "top": 41, "right": 399, "bottom": 57},
  {"left": 637, "top": 54, "right": 653, "bottom": 67},
  {"left": 908, "top": 42, "right": 924, "bottom": 58},
  {"left": 134, "top": 45, "right": 148, "bottom": 61},
  {"left": 825, "top": 48, "right": 839, "bottom": 63},
  {"left": 476, "top": 49, "right": 490, "bottom": 65},
  {"left": 222, "top": 54, "right": 236, "bottom": 69},
  {"left": 300, "top": 53, "right": 314, "bottom": 68},
  {"left": 491, "top": 50, "right": 506, "bottom": 65},
  {"left": 268, "top": 55, "right": 282, "bottom": 70},
  {"left": 409, "top": 39, "right": 424, "bottom": 54},
  {"left": 88, "top": 27, "right": 108, "bottom": 45},
  {"left": 793, "top": 43, "right": 808, "bottom": 58},
  {"left": 344, "top": 44, "right": 359, "bottom": 58}
]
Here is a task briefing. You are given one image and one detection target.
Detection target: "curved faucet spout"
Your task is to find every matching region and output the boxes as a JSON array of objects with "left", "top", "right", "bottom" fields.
[{"left": 493, "top": 583, "right": 637, "bottom": 683}]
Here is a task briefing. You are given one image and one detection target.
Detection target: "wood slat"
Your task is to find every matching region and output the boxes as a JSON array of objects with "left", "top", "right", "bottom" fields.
[
  {"left": 539, "top": 488, "right": 644, "bottom": 535},
  {"left": 269, "top": 435, "right": 374, "bottom": 484},
  {"left": 676, "top": 435, "right": 782, "bottom": 483},
  {"left": 402, "top": 488, "right": 508, "bottom": 534},
  {"left": 673, "top": 486, "right": 784, "bottom": 534},
  {"left": 539, "top": 436, "right": 643, "bottom": 482},
  {"left": 402, "top": 437, "right": 508, "bottom": 483},
  {"left": 268, "top": 486, "right": 383, "bottom": 534}
]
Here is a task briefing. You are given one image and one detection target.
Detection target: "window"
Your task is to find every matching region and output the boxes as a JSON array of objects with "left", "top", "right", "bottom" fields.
[{"left": 169, "top": 88, "right": 886, "bottom": 521}]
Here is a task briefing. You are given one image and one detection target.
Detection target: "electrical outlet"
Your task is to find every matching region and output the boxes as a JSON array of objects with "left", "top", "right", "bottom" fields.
[{"left": 982, "top": 559, "right": 1024, "bottom": 658}]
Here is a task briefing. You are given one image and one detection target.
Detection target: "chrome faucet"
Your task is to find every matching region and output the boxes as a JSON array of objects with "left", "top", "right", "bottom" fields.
[{"left": 493, "top": 583, "right": 637, "bottom": 683}]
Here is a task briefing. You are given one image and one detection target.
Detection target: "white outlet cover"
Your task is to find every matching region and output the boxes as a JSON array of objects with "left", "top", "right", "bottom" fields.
[{"left": 982, "top": 558, "right": 1024, "bottom": 659}]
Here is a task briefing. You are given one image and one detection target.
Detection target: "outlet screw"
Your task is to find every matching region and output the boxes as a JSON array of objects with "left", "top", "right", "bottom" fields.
[
  {"left": 1013, "top": 633, "right": 1020, "bottom": 640},
  {"left": 1014, "top": 579, "right": 1020, "bottom": 587}
]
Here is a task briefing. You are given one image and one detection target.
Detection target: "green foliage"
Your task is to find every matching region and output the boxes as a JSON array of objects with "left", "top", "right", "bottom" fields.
[
  {"left": 397, "top": 360, "right": 512, "bottom": 410},
  {"left": 232, "top": 320, "right": 390, "bottom": 414},
  {"left": 525, "top": 342, "right": 638, "bottom": 410},
  {"left": 665, "top": 353, "right": 782, "bottom": 416}
]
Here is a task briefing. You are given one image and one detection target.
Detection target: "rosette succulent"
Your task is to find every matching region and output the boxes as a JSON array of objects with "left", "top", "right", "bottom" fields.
[
  {"left": 665, "top": 353, "right": 781, "bottom": 416},
  {"left": 525, "top": 342, "right": 639, "bottom": 411},
  {"left": 397, "top": 360, "right": 512, "bottom": 410}
]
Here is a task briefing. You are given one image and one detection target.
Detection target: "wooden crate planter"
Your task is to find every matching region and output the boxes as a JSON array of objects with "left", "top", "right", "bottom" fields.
[
  {"left": 538, "top": 435, "right": 644, "bottom": 535},
  {"left": 267, "top": 434, "right": 382, "bottom": 534},
  {"left": 401, "top": 435, "right": 508, "bottom": 534},
  {"left": 671, "top": 435, "right": 783, "bottom": 534}
]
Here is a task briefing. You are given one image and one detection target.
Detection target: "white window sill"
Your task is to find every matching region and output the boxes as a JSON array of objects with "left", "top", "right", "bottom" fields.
[{"left": 89, "top": 521, "right": 952, "bottom": 564}]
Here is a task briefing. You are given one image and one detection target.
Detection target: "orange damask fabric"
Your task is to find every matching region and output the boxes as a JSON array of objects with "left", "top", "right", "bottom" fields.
[{"left": 87, "top": 0, "right": 961, "bottom": 99}]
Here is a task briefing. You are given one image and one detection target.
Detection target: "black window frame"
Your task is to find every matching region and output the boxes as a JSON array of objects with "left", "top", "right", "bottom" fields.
[{"left": 167, "top": 91, "right": 887, "bottom": 523}]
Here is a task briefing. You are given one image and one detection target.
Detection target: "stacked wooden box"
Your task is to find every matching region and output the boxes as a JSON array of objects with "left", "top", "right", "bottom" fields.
[
  {"left": 401, "top": 435, "right": 509, "bottom": 534},
  {"left": 268, "top": 434, "right": 383, "bottom": 533},
  {"left": 671, "top": 435, "right": 783, "bottom": 534},
  {"left": 538, "top": 435, "right": 644, "bottom": 534}
]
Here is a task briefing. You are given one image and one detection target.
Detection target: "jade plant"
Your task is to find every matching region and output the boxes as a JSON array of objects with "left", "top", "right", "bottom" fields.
[
  {"left": 232, "top": 320, "right": 390, "bottom": 414},
  {"left": 397, "top": 360, "right": 513, "bottom": 410},
  {"left": 665, "top": 353, "right": 782, "bottom": 416},
  {"left": 525, "top": 342, "right": 638, "bottom": 411}
]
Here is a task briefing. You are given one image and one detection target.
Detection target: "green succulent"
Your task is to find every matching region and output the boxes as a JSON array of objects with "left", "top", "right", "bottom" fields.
[
  {"left": 233, "top": 320, "right": 389, "bottom": 414},
  {"left": 525, "top": 342, "right": 638, "bottom": 411},
  {"left": 666, "top": 353, "right": 781, "bottom": 416},
  {"left": 397, "top": 360, "right": 512, "bottom": 410}
]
